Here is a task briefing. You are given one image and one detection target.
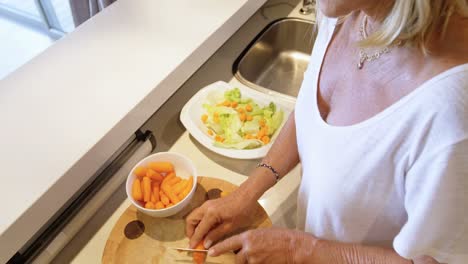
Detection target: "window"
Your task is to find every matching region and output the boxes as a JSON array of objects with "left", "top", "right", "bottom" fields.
[{"left": 0, "top": 0, "right": 75, "bottom": 79}]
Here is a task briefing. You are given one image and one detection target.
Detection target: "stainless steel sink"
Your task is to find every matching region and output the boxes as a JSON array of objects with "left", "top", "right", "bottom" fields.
[{"left": 234, "top": 18, "right": 316, "bottom": 98}]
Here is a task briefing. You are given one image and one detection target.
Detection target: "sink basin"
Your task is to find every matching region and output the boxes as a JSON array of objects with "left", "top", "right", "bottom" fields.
[{"left": 234, "top": 18, "right": 316, "bottom": 98}]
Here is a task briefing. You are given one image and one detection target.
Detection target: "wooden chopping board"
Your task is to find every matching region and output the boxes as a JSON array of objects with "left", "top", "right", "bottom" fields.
[{"left": 102, "top": 177, "right": 272, "bottom": 264}]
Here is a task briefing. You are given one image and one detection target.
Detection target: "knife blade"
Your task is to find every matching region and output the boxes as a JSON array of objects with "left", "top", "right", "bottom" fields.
[{"left": 169, "top": 247, "right": 209, "bottom": 253}]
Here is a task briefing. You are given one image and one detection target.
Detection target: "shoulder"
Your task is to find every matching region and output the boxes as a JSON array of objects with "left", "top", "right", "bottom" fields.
[{"left": 408, "top": 65, "right": 468, "bottom": 159}]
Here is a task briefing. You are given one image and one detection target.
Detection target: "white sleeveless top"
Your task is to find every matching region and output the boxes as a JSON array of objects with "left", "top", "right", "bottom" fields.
[{"left": 295, "top": 17, "right": 468, "bottom": 263}]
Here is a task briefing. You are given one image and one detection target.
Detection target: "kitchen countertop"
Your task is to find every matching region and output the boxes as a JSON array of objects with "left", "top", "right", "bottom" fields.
[
  {"left": 51, "top": 1, "right": 313, "bottom": 263},
  {"left": 0, "top": 0, "right": 270, "bottom": 262}
]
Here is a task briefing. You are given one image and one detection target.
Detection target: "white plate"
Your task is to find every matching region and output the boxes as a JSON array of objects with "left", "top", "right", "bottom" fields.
[{"left": 180, "top": 81, "right": 294, "bottom": 159}]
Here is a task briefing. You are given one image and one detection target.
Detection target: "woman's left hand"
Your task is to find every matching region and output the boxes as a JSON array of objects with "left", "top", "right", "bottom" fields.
[{"left": 208, "top": 227, "right": 317, "bottom": 264}]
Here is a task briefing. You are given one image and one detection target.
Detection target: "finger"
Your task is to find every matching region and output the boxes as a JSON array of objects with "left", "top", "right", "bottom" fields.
[
  {"left": 185, "top": 207, "right": 205, "bottom": 238},
  {"left": 204, "top": 223, "right": 233, "bottom": 248},
  {"left": 209, "top": 234, "right": 243, "bottom": 257},
  {"left": 235, "top": 249, "right": 248, "bottom": 264},
  {"left": 189, "top": 213, "right": 219, "bottom": 248}
]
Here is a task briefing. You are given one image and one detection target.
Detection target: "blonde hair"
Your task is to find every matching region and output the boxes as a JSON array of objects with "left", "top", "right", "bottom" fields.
[{"left": 319, "top": 0, "right": 468, "bottom": 52}]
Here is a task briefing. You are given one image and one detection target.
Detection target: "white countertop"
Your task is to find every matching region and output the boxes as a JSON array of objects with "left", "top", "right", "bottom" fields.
[
  {"left": 0, "top": 0, "right": 268, "bottom": 262},
  {"left": 50, "top": 1, "right": 313, "bottom": 261}
]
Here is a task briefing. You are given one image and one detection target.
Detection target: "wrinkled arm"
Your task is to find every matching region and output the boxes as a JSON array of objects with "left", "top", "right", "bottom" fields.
[{"left": 239, "top": 111, "right": 300, "bottom": 202}]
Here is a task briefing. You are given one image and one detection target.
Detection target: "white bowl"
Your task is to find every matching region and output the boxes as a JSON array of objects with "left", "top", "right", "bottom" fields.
[{"left": 126, "top": 152, "right": 198, "bottom": 217}]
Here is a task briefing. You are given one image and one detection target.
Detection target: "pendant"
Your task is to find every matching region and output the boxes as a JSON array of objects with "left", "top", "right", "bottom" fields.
[{"left": 357, "top": 57, "right": 365, "bottom": 69}]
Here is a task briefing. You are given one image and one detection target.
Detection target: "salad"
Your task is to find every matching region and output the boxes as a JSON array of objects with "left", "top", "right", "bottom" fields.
[{"left": 200, "top": 88, "right": 284, "bottom": 149}]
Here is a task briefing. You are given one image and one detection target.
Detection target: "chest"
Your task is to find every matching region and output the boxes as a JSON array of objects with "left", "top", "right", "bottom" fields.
[{"left": 316, "top": 26, "right": 425, "bottom": 126}]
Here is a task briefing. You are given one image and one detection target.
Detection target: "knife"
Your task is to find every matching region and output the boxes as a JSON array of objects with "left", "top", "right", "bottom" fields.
[{"left": 169, "top": 247, "right": 209, "bottom": 253}]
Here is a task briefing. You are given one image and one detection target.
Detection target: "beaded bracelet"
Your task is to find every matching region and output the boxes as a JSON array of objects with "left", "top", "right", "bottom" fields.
[{"left": 257, "top": 163, "right": 280, "bottom": 183}]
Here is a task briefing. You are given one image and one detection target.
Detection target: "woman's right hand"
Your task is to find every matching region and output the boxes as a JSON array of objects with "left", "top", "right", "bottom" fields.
[{"left": 185, "top": 189, "right": 259, "bottom": 249}]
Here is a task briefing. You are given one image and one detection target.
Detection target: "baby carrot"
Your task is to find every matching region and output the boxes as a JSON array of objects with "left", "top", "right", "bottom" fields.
[
  {"left": 132, "top": 178, "right": 143, "bottom": 201},
  {"left": 134, "top": 166, "right": 147, "bottom": 178},
  {"left": 193, "top": 239, "right": 207, "bottom": 264},
  {"left": 155, "top": 201, "right": 165, "bottom": 209},
  {"left": 146, "top": 169, "right": 163, "bottom": 182},
  {"left": 142, "top": 177, "right": 152, "bottom": 202},
  {"left": 178, "top": 176, "right": 193, "bottom": 200},
  {"left": 151, "top": 183, "right": 160, "bottom": 203},
  {"left": 161, "top": 172, "right": 175, "bottom": 189},
  {"left": 172, "top": 179, "right": 188, "bottom": 195},
  {"left": 160, "top": 191, "right": 170, "bottom": 206},
  {"left": 167, "top": 176, "right": 181, "bottom": 186},
  {"left": 162, "top": 184, "right": 180, "bottom": 204},
  {"left": 144, "top": 201, "right": 155, "bottom": 209},
  {"left": 148, "top": 162, "right": 174, "bottom": 174}
]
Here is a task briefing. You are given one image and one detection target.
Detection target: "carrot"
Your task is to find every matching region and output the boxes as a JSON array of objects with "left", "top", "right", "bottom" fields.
[
  {"left": 134, "top": 166, "right": 147, "bottom": 178},
  {"left": 201, "top": 114, "right": 208, "bottom": 123},
  {"left": 160, "top": 191, "right": 170, "bottom": 206},
  {"left": 261, "top": 135, "right": 270, "bottom": 144},
  {"left": 246, "top": 114, "right": 253, "bottom": 121},
  {"left": 257, "top": 127, "right": 266, "bottom": 139},
  {"left": 155, "top": 201, "right": 165, "bottom": 209},
  {"left": 132, "top": 178, "right": 143, "bottom": 201},
  {"left": 167, "top": 176, "right": 181, "bottom": 186},
  {"left": 259, "top": 118, "right": 266, "bottom": 127},
  {"left": 151, "top": 183, "right": 160, "bottom": 203},
  {"left": 144, "top": 201, "right": 155, "bottom": 209},
  {"left": 236, "top": 107, "right": 244, "bottom": 113},
  {"left": 142, "top": 177, "right": 152, "bottom": 202},
  {"left": 207, "top": 130, "right": 214, "bottom": 136},
  {"left": 215, "top": 135, "right": 225, "bottom": 142},
  {"left": 222, "top": 100, "right": 231, "bottom": 107},
  {"left": 239, "top": 112, "right": 246, "bottom": 122},
  {"left": 244, "top": 134, "right": 254, "bottom": 140},
  {"left": 162, "top": 184, "right": 181, "bottom": 204},
  {"left": 245, "top": 104, "right": 253, "bottom": 112},
  {"left": 213, "top": 112, "right": 220, "bottom": 123},
  {"left": 148, "top": 162, "right": 174, "bottom": 174},
  {"left": 231, "top": 101, "right": 238, "bottom": 108},
  {"left": 161, "top": 172, "right": 175, "bottom": 190},
  {"left": 172, "top": 179, "right": 188, "bottom": 195},
  {"left": 146, "top": 169, "right": 163, "bottom": 182},
  {"left": 193, "top": 239, "right": 207, "bottom": 264},
  {"left": 179, "top": 176, "right": 194, "bottom": 200}
]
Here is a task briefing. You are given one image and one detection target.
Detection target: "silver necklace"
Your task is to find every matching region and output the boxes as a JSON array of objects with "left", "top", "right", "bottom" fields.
[{"left": 357, "top": 15, "right": 392, "bottom": 69}]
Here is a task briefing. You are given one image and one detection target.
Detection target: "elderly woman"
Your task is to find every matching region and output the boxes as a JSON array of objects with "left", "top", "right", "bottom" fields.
[{"left": 186, "top": 0, "right": 468, "bottom": 263}]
